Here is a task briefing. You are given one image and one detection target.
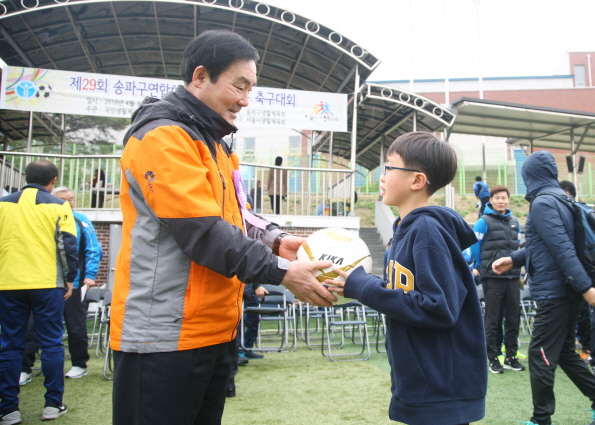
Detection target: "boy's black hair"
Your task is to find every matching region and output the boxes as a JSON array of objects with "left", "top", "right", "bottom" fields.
[
  {"left": 180, "top": 30, "right": 260, "bottom": 84},
  {"left": 25, "top": 160, "right": 58, "bottom": 186},
  {"left": 275, "top": 156, "right": 283, "bottom": 166},
  {"left": 559, "top": 180, "right": 576, "bottom": 198},
  {"left": 475, "top": 176, "right": 482, "bottom": 181},
  {"left": 386, "top": 131, "right": 457, "bottom": 195}
]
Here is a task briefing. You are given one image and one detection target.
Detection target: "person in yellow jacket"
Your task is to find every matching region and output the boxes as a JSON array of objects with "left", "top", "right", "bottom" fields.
[
  {"left": 0, "top": 160, "right": 78, "bottom": 424},
  {"left": 111, "top": 30, "right": 336, "bottom": 425}
]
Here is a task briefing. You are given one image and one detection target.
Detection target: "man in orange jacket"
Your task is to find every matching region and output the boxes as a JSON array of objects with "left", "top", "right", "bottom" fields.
[{"left": 111, "top": 30, "right": 335, "bottom": 425}]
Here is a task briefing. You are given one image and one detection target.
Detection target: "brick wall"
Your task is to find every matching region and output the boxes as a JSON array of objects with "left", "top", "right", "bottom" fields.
[{"left": 94, "top": 222, "right": 111, "bottom": 286}]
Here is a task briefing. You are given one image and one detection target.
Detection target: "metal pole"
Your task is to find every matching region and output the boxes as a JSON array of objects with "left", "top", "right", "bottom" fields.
[
  {"left": 412, "top": 110, "right": 417, "bottom": 132},
  {"left": 350, "top": 65, "right": 359, "bottom": 216},
  {"left": 572, "top": 129, "right": 579, "bottom": 200},
  {"left": 482, "top": 139, "right": 486, "bottom": 181},
  {"left": 26, "top": 111, "right": 33, "bottom": 154}
]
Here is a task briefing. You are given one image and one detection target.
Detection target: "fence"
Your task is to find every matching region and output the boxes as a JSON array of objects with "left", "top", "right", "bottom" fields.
[{"left": 0, "top": 152, "right": 355, "bottom": 215}]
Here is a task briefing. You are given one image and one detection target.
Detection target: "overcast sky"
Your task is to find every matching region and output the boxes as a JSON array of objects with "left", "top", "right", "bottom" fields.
[{"left": 265, "top": 0, "right": 595, "bottom": 82}]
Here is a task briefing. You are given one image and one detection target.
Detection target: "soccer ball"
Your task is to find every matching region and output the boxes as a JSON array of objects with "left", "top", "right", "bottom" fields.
[
  {"left": 297, "top": 227, "right": 373, "bottom": 305},
  {"left": 35, "top": 82, "right": 52, "bottom": 99}
]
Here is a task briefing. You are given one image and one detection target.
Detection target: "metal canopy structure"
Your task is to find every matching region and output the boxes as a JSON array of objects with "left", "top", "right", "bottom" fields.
[
  {"left": 448, "top": 97, "right": 595, "bottom": 154},
  {"left": 315, "top": 83, "right": 457, "bottom": 170},
  {"left": 0, "top": 0, "right": 381, "bottom": 147}
]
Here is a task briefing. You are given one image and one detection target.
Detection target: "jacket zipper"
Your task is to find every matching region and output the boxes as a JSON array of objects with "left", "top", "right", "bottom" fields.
[{"left": 219, "top": 170, "right": 226, "bottom": 218}]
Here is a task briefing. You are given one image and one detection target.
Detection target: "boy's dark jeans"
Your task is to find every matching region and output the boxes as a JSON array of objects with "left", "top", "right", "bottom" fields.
[{"left": 529, "top": 297, "right": 595, "bottom": 424}]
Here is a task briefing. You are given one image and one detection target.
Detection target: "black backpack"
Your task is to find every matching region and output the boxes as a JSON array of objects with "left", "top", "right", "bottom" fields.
[{"left": 532, "top": 192, "right": 595, "bottom": 275}]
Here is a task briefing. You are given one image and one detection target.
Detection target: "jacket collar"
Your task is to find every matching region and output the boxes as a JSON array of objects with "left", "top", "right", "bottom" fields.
[
  {"left": 23, "top": 183, "right": 49, "bottom": 193},
  {"left": 170, "top": 86, "right": 237, "bottom": 141}
]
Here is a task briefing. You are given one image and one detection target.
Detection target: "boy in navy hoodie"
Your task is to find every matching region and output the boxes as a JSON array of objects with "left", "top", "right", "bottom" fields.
[{"left": 327, "top": 132, "right": 487, "bottom": 425}]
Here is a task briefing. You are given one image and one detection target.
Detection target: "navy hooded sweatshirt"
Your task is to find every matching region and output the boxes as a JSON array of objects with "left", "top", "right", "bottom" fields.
[
  {"left": 345, "top": 206, "right": 486, "bottom": 425},
  {"left": 510, "top": 150, "right": 592, "bottom": 300}
]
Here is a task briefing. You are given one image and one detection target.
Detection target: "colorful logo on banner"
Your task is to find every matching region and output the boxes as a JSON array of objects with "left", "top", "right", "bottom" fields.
[{"left": 5, "top": 68, "right": 53, "bottom": 105}]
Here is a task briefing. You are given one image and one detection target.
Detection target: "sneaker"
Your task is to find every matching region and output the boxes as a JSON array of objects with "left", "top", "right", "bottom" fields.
[
  {"left": 41, "top": 404, "right": 67, "bottom": 421},
  {"left": 65, "top": 366, "right": 87, "bottom": 379},
  {"left": 515, "top": 421, "right": 552, "bottom": 425},
  {"left": 586, "top": 408, "right": 595, "bottom": 425},
  {"left": 19, "top": 372, "right": 31, "bottom": 386},
  {"left": 581, "top": 350, "right": 592, "bottom": 363},
  {"left": 242, "top": 350, "right": 264, "bottom": 359},
  {"left": 0, "top": 409, "right": 22, "bottom": 425},
  {"left": 237, "top": 356, "right": 249, "bottom": 366},
  {"left": 489, "top": 357, "right": 505, "bottom": 373},
  {"left": 504, "top": 356, "right": 526, "bottom": 371}
]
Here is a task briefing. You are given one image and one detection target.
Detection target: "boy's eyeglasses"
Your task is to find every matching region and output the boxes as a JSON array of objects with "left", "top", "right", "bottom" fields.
[{"left": 383, "top": 165, "right": 431, "bottom": 185}]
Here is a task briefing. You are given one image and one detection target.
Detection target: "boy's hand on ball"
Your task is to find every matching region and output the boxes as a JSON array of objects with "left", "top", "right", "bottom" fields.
[
  {"left": 325, "top": 267, "right": 349, "bottom": 296},
  {"left": 281, "top": 260, "right": 337, "bottom": 307}
]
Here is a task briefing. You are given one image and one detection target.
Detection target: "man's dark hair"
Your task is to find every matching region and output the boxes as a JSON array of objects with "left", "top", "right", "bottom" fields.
[
  {"left": 490, "top": 185, "right": 510, "bottom": 198},
  {"left": 559, "top": 180, "right": 577, "bottom": 198},
  {"left": 180, "top": 30, "right": 260, "bottom": 84},
  {"left": 275, "top": 156, "right": 283, "bottom": 166},
  {"left": 475, "top": 176, "right": 482, "bottom": 182},
  {"left": 386, "top": 131, "right": 457, "bottom": 195},
  {"left": 25, "top": 160, "right": 58, "bottom": 186}
]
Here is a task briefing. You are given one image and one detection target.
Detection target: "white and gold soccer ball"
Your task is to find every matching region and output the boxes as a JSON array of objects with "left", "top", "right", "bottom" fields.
[{"left": 297, "top": 227, "right": 373, "bottom": 305}]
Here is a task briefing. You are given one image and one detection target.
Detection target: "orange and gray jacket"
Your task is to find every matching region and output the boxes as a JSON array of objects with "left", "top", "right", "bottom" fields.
[
  {"left": 0, "top": 184, "right": 78, "bottom": 290},
  {"left": 111, "top": 86, "right": 289, "bottom": 354}
]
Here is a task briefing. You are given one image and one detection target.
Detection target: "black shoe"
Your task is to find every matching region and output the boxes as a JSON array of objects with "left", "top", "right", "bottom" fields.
[
  {"left": 238, "top": 356, "right": 249, "bottom": 366},
  {"left": 243, "top": 350, "right": 264, "bottom": 359},
  {"left": 226, "top": 389, "right": 236, "bottom": 398},
  {"left": 504, "top": 356, "right": 525, "bottom": 371},
  {"left": 489, "top": 357, "right": 504, "bottom": 374}
]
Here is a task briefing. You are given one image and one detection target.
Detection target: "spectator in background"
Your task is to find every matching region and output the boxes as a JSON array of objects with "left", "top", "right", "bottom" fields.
[
  {"left": 493, "top": 151, "right": 595, "bottom": 425},
  {"left": 90, "top": 169, "right": 105, "bottom": 208},
  {"left": 471, "top": 185, "right": 524, "bottom": 374},
  {"left": 474, "top": 176, "right": 490, "bottom": 217},
  {"left": 267, "top": 156, "right": 288, "bottom": 214},
  {"left": 0, "top": 160, "right": 78, "bottom": 424},
  {"left": 240, "top": 283, "right": 267, "bottom": 360},
  {"left": 54, "top": 187, "right": 103, "bottom": 378},
  {"left": 249, "top": 180, "right": 263, "bottom": 214}
]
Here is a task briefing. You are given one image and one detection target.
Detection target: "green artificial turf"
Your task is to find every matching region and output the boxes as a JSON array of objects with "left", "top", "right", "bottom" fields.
[{"left": 13, "top": 335, "right": 595, "bottom": 424}]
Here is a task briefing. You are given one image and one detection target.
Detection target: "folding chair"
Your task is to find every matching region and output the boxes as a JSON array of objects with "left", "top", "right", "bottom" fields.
[
  {"left": 519, "top": 286, "right": 536, "bottom": 337},
  {"left": 241, "top": 284, "right": 295, "bottom": 352},
  {"left": 321, "top": 300, "right": 371, "bottom": 362},
  {"left": 84, "top": 287, "right": 101, "bottom": 349},
  {"left": 101, "top": 291, "right": 113, "bottom": 380},
  {"left": 96, "top": 290, "right": 111, "bottom": 359},
  {"left": 366, "top": 308, "right": 387, "bottom": 353}
]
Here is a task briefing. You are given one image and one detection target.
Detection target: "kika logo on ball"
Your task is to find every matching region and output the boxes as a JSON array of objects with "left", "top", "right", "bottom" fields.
[
  {"left": 318, "top": 254, "right": 344, "bottom": 264},
  {"left": 297, "top": 227, "right": 373, "bottom": 305}
]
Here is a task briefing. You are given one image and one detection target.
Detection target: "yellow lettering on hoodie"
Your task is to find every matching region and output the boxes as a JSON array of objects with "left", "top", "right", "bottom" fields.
[{"left": 386, "top": 260, "right": 415, "bottom": 292}]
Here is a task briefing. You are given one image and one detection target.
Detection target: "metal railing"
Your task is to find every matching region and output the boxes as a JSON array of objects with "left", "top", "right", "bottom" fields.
[
  {"left": 0, "top": 152, "right": 355, "bottom": 216},
  {"left": 0, "top": 152, "right": 121, "bottom": 209}
]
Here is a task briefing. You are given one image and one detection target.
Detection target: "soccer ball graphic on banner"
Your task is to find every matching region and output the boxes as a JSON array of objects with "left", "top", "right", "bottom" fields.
[
  {"left": 35, "top": 82, "right": 53, "bottom": 99},
  {"left": 297, "top": 227, "right": 373, "bottom": 305}
]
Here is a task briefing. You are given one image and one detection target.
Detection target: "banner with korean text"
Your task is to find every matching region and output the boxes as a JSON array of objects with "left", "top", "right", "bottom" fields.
[{"left": 0, "top": 66, "right": 347, "bottom": 132}]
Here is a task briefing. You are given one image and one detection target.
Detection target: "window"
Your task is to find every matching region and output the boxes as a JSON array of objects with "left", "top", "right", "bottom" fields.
[
  {"left": 289, "top": 136, "right": 300, "bottom": 150},
  {"left": 244, "top": 137, "right": 255, "bottom": 153},
  {"left": 575, "top": 64, "right": 586, "bottom": 87}
]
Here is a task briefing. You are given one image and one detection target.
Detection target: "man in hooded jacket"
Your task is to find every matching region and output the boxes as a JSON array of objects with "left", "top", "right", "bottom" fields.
[{"left": 493, "top": 150, "right": 595, "bottom": 425}]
